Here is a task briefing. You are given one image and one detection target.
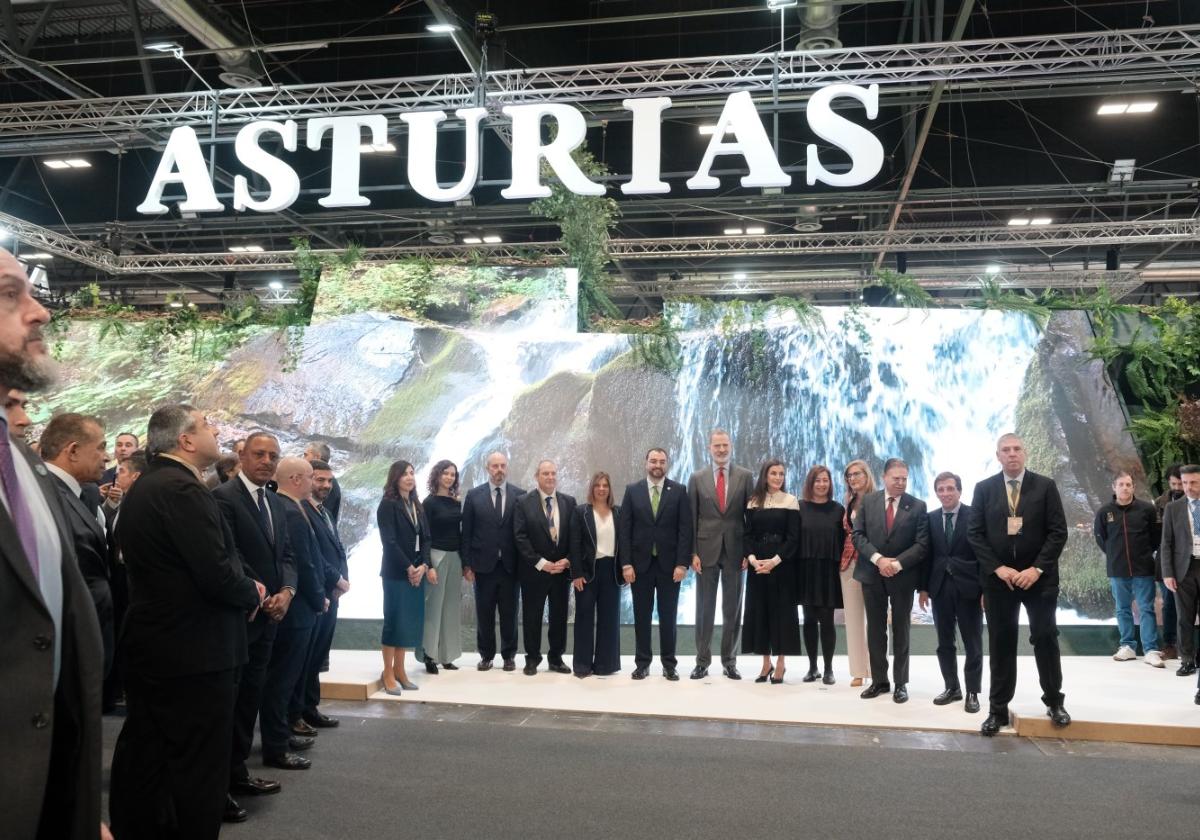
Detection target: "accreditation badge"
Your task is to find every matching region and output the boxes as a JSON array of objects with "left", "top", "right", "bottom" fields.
[{"left": 1007, "top": 516, "right": 1023, "bottom": 536}]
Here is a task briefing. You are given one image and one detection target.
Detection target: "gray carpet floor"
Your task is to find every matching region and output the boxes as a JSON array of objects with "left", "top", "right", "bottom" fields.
[{"left": 101, "top": 702, "right": 1200, "bottom": 840}]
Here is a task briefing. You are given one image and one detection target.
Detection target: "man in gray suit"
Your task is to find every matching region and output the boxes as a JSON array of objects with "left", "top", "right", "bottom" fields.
[
  {"left": 1160, "top": 464, "right": 1200, "bottom": 690},
  {"left": 688, "top": 429, "right": 754, "bottom": 680},
  {"left": 0, "top": 248, "right": 108, "bottom": 840},
  {"left": 852, "top": 457, "right": 929, "bottom": 704}
]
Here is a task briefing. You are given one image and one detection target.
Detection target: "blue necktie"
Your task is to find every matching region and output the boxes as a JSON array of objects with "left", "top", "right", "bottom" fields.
[{"left": 1191, "top": 500, "right": 1200, "bottom": 538}]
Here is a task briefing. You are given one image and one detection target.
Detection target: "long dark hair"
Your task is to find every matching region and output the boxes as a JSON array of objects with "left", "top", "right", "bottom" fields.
[
  {"left": 751, "top": 459, "right": 786, "bottom": 508},
  {"left": 427, "top": 459, "right": 460, "bottom": 497},
  {"left": 383, "top": 460, "right": 420, "bottom": 511}
]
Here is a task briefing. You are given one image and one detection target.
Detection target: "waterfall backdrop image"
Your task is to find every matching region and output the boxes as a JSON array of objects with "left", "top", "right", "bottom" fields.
[{"left": 35, "top": 262, "right": 1144, "bottom": 626}]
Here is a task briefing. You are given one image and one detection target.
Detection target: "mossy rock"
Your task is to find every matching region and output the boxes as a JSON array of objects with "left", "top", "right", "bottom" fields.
[{"left": 500, "top": 370, "right": 596, "bottom": 492}]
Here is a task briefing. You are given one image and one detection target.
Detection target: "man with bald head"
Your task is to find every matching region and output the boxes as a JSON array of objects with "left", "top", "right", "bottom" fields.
[
  {"left": 0, "top": 249, "right": 108, "bottom": 839},
  {"left": 461, "top": 451, "right": 525, "bottom": 671},
  {"left": 514, "top": 460, "right": 577, "bottom": 675},
  {"left": 968, "top": 432, "right": 1070, "bottom": 736}
]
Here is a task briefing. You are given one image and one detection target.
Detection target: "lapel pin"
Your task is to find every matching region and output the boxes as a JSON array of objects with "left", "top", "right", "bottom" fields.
[{"left": 34, "top": 464, "right": 47, "bottom": 476}]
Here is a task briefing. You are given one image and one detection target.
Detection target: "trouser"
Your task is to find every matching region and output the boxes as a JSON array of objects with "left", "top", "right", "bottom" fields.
[
  {"left": 230, "top": 621, "right": 275, "bottom": 783},
  {"left": 474, "top": 566, "right": 519, "bottom": 662},
  {"left": 261, "top": 623, "right": 314, "bottom": 759},
  {"left": 1174, "top": 559, "right": 1200, "bottom": 664},
  {"left": 520, "top": 567, "right": 570, "bottom": 665},
  {"left": 418, "top": 550, "right": 464, "bottom": 664},
  {"left": 1110, "top": 576, "right": 1160, "bottom": 653},
  {"left": 862, "top": 580, "right": 915, "bottom": 686},
  {"left": 573, "top": 558, "right": 622, "bottom": 674},
  {"left": 632, "top": 565, "right": 681, "bottom": 669},
  {"left": 694, "top": 547, "right": 745, "bottom": 669},
  {"left": 103, "top": 563, "right": 129, "bottom": 711},
  {"left": 984, "top": 581, "right": 1064, "bottom": 712},
  {"left": 292, "top": 598, "right": 338, "bottom": 720},
  {"left": 1158, "top": 581, "right": 1178, "bottom": 646},
  {"left": 931, "top": 581, "right": 983, "bottom": 693},
  {"left": 110, "top": 667, "right": 237, "bottom": 840},
  {"left": 839, "top": 563, "right": 870, "bottom": 679}
]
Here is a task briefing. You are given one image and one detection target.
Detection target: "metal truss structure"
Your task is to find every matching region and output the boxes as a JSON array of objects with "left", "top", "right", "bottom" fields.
[{"left": 0, "top": 24, "right": 1197, "bottom": 148}]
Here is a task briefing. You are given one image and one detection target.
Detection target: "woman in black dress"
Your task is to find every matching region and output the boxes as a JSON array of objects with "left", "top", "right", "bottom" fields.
[
  {"left": 798, "top": 465, "right": 846, "bottom": 685},
  {"left": 742, "top": 459, "right": 802, "bottom": 683}
]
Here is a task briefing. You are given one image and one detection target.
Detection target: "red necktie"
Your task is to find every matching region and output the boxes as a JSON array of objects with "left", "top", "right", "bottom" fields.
[
  {"left": 885, "top": 497, "right": 895, "bottom": 533},
  {"left": 716, "top": 467, "right": 726, "bottom": 514}
]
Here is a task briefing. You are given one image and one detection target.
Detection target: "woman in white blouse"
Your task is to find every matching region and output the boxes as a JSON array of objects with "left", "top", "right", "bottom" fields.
[{"left": 569, "top": 472, "right": 624, "bottom": 677}]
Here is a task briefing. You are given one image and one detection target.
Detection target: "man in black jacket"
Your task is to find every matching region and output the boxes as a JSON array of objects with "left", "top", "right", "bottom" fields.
[
  {"left": 968, "top": 433, "right": 1070, "bottom": 736},
  {"left": 1095, "top": 472, "right": 1163, "bottom": 667},
  {"left": 618, "top": 448, "right": 693, "bottom": 681},
  {"left": 513, "top": 459, "right": 576, "bottom": 675},
  {"left": 213, "top": 431, "right": 298, "bottom": 816},
  {"left": 109, "top": 404, "right": 265, "bottom": 839},
  {"left": 461, "top": 451, "right": 524, "bottom": 671}
]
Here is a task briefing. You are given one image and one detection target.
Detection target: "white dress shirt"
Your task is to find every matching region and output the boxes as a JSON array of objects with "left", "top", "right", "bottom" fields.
[
  {"left": 534, "top": 491, "right": 559, "bottom": 571},
  {"left": 594, "top": 509, "right": 615, "bottom": 558},
  {"left": 45, "top": 462, "right": 106, "bottom": 530},
  {"left": 489, "top": 480, "right": 506, "bottom": 517},
  {"left": 239, "top": 470, "right": 273, "bottom": 532}
]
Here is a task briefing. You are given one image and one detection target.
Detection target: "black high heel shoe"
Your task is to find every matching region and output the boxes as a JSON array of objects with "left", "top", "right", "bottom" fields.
[
  {"left": 424, "top": 657, "right": 439, "bottom": 675},
  {"left": 802, "top": 666, "right": 820, "bottom": 683},
  {"left": 755, "top": 666, "right": 774, "bottom": 684},
  {"left": 770, "top": 669, "right": 786, "bottom": 685}
]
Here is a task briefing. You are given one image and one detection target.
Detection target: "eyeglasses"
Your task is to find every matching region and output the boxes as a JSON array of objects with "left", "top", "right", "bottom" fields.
[{"left": 845, "top": 470, "right": 865, "bottom": 478}]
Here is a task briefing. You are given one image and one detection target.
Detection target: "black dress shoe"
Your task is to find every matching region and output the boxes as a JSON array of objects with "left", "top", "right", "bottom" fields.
[
  {"left": 264, "top": 753, "right": 311, "bottom": 770},
  {"left": 442, "top": 662, "right": 459, "bottom": 671},
  {"left": 290, "top": 719, "right": 317, "bottom": 737},
  {"left": 932, "top": 688, "right": 963, "bottom": 706},
  {"left": 1176, "top": 662, "right": 1196, "bottom": 676},
  {"left": 802, "top": 667, "right": 820, "bottom": 683},
  {"left": 1047, "top": 705, "right": 1071, "bottom": 727},
  {"left": 723, "top": 665, "right": 741, "bottom": 681},
  {"left": 230, "top": 777, "right": 281, "bottom": 796},
  {"left": 964, "top": 693, "right": 981, "bottom": 714},
  {"left": 502, "top": 659, "right": 516, "bottom": 672},
  {"left": 860, "top": 682, "right": 891, "bottom": 699},
  {"left": 632, "top": 667, "right": 649, "bottom": 680},
  {"left": 892, "top": 685, "right": 909, "bottom": 704},
  {"left": 523, "top": 662, "right": 538, "bottom": 676},
  {"left": 664, "top": 667, "right": 680, "bottom": 681},
  {"left": 548, "top": 661, "right": 572, "bottom": 674},
  {"left": 424, "top": 657, "right": 439, "bottom": 675},
  {"left": 223, "top": 794, "right": 248, "bottom": 823},
  {"left": 980, "top": 711, "right": 1009, "bottom": 736},
  {"left": 1193, "top": 690, "right": 1200, "bottom": 705},
  {"left": 574, "top": 670, "right": 592, "bottom": 679},
  {"left": 477, "top": 660, "right": 494, "bottom": 672},
  {"left": 690, "top": 666, "right": 709, "bottom": 680},
  {"left": 288, "top": 736, "right": 315, "bottom": 751},
  {"left": 822, "top": 668, "right": 836, "bottom": 685},
  {"left": 303, "top": 712, "right": 339, "bottom": 729}
]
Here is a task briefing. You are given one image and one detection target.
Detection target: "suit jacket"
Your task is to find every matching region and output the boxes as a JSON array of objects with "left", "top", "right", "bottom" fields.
[
  {"left": 50, "top": 473, "right": 114, "bottom": 674},
  {"left": 460, "top": 482, "right": 524, "bottom": 575},
  {"left": 212, "top": 477, "right": 297, "bottom": 605},
  {"left": 513, "top": 489, "right": 576, "bottom": 573},
  {"left": 307, "top": 499, "right": 348, "bottom": 594},
  {"left": 688, "top": 464, "right": 753, "bottom": 567},
  {"left": 569, "top": 503, "right": 623, "bottom": 584},
  {"left": 1, "top": 441, "right": 103, "bottom": 840},
  {"left": 1160, "top": 495, "right": 1200, "bottom": 581},
  {"left": 922, "top": 504, "right": 980, "bottom": 600},
  {"left": 377, "top": 495, "right": 431, "bottom": 579},
  {"left": 617, "top": 478, "right": 694, "bottom": 575},
  {"left": 325, "top": 476, "right": 342, "bottom": 524},
  {"left": 851, "top": 489, "right": 929, "bottom": 589},
  {"left": 967, "top": 470, "right": 1067, "bottom": 589},
  {"left": 278, "top": 497, "right": 328, "bottom": 630},
  {"left": 118, "top": 457, "right": 262, "bottom": 678}
]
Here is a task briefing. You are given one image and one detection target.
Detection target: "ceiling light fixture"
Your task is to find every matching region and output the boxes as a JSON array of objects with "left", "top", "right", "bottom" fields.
[
  {"left": 229, "top": 245, "right": 265, "bottom": 253},
  {"left": 1029, "top": 217, "right": 1053, "bottom": 226},
  {"left": 744, "top": 226, "right": 766, "bottom": 235},
  {"left": 44, "top": 159, "right": 90, "bottom": 169},
  {"left": 767, "top": 0, "right": 799, "bottom": 9},
  {"left": 1126, "top": 101, "right": 1158, "bottom": 113},
  {"left": 482, "top": 235, "right": 503, "bottom": 244},
  {"left": 985, "top": 265, "right": 1001, "bottom": 275},
  {"left": 724, "top": 227, "right": 744, "bottom": 235},
  {"left": 733, "top": 272, "right": 748, "bottom": 281},
  {"left": 462, "top": 236, "right": 483, "bottom": 245},
  {"left": 426, "top": 23, "right": 459, "bottom": 34},
  {"left": 1097, "top": 100, "right": 1157, "bottom": 116},
  {"left": 144, "top": 41, "right": 181, "bottom": 54},
  {"left": 1110, "top": 158, "right": 1136, "bottom": 183},
  {"left": 24, "top": 253, "right": 51, "bottom": 260},
  {"left": 268, "top": 280, "right": 284, "bottom": 290},
  {"left": 1008, "top": 217, "right": 1031, "bottom": 226}
]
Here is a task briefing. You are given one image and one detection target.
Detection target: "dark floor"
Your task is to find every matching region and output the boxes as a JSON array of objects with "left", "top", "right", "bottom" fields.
[{"left": 102, "top": 699, "right": 1200, "bottom": 840}]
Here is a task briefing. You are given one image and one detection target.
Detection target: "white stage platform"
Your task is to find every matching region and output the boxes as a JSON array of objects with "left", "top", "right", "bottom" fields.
[{"left": 321, "top": 650, "right": 1200, "bottom": 746}]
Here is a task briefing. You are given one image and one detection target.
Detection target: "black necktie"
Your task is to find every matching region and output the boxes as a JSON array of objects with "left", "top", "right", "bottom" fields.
[
  {"left": 494, "top": 486, "right": 502, "bottom": 518},
  {"left": 256, "top": 487, "right": 274, "bottom": 543},
  {"left": 318, "top": 503, "right": 342, "bottom": 550},
  {"left": 944, "top": 511, "right": 954, "bottom": 545}
]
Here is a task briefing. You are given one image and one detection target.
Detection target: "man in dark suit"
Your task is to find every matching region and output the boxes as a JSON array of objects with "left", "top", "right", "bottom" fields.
[
  {"left": 852, "top": 457, "right": 929, "bottom": 703},
  {"left": 968, "top": 433, "right": 1070, "bottom": 736},
  {"left": 41, "top": 413, "right": 114, "bottom": 681},
  {"left": 103, "top": 449, "right": 147, "bottom": 713},
  {"left": 514, "top": 459, "right": 576, "bottom": 675},
  {"left": 0, "top": 248, "right": 107, "bottom": 840},
  {"left": 213, "top": 431, "right": 299, "bottom": 816},
  {"left": 304, "top": 442, "right": 341, "bottom": 524},
  {"left": 265, "top": 458, "right": 327, "bottom": 768},
  {"left": 619, "top": 447, "right": 694, "bottom": 681},
  {"left": 294, "top": 458, "right": 350, "bottom": 731},
  {"left": 109, "top": 404, "right": 265, "bottom": 839},
  {"left": 918, "top": 471, "right": 982, "bottom": 713},
  {"left": 461, "top": 451, "right": 524, "bottom": 671},
  {"left": 1160, "top": 464, "right": 1200, "bottom": 696}
]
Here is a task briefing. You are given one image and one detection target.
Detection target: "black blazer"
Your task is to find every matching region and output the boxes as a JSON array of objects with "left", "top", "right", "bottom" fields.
[
  {"left": 569, "top": 503, "right": 623, "bottom": 584},
  {"left": 967, "top": 470, "right": 1067, "bottom": 589},
  {"left": 377, "top": 495, "right": 431, "bottom": 579},
  {"left": 307, "top": 499, "right": 348, "bottom": 594},
  {"left": 514, "top": 489, "right": 576, "bottom": 572},
  {"left": 1159, "top": 495, "right": 1198, "bottom": 581},
  {"left": 212, "top": 477, "right": 297, "bottom": 597},
  {"left": 617, "top": 479, "right": 694, "bottom": 575},
  {"left": 118, "top": 457, "right": 262, "bottom": 677},
  {"left": 2, "top": 440, "right": 103, "bottom": 840},
  {"left": 922, "top": 504, "right": 980, "bottom": 599},
  {"left": 851, "top": 489, "right": 929, "bottom": 588},
  {"left": 325, "top": 476, "right": 342, "bottom": 524},
  {"left": 278, "top": 497, "right": 328, "bottom": 630},
  {"left": 49, "top": 473, "right": 113, "bottom": 671},
  {"left": 460, "top": 482, "right": 525, "bottom": 575}
]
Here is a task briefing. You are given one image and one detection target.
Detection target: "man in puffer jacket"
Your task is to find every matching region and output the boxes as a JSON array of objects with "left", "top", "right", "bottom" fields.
[{"left": 1095, "top": 472, "right": 1163, "bottom": 667}]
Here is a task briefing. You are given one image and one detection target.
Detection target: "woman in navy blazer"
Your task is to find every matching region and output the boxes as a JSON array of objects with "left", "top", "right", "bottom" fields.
[
  {"left": 377, "top": 460, "right": 431, "bottom": 695},
  {"left": 569, "top": 472, "right": 624, "bottom": 677}
]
